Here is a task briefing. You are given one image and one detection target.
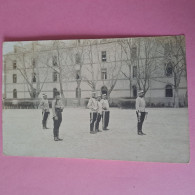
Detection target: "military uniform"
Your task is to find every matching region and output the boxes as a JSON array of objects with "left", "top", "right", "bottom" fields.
[
  {"left": 96, "top": 96, "right": 103, "bottom": 132},
  {"left": 87, "top": 96, "right": 98, "bottom": 133},
  {"left": 136, "top": 91, "right": 147, "bottom": 135},
  {"left": 52, "top": 98, "right": 64, "bottom": 140},
  {"left": 101, "top": 96, "right": 110, "bottom": 130},
  {"left": 39, "top": 95, "right": 50, "bottom": 129}
]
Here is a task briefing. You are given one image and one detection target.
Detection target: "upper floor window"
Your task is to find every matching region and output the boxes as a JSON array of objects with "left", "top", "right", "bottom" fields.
[
  {"left": 75, "top": 53, "right": 81, "bottom": 64},
  {"left": 32, "top": 73, "right": 36, "bottom": 83},
  {"left": 13, "top": 74, "right": 17, "bottom": 83},
  {"left": 32, "top": 59, "right": 36, "bottom": 68},
  {"left": 165, "top": 85, "right": 173, "bottom": 97},
  {"left": 13, "top": 60, "right": 17, "bottom": 69},
  {"left": 53, "top": 56, "right": 57, "bottom": 66},
  {"left": 164, "top": 43, "right": 170, "bottom": 56},
  {"left": 165, "top": 62, "right": 173, "bottom": 77},
  {"left": 53, "top": 88, "right": 58, "bottom": 98},
  {"left": 133, "top": 66, "right": 137, "bottom": 78},
  {"left": 101, "top": 68, "right": 107, "bottom": 80},
  {"left": 101, "top": 51, "right": 107, "bottom": 62},
  {"left": 131, "top": 46, "right": 137, "bottom": 59},
  {"left": 53, "top": 71, "right": 58, "bottom": 82}
]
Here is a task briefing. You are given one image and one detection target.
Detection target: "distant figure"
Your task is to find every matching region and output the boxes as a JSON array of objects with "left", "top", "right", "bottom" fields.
[
  {"left": 136, "top": 90, "right": 146, "bottom": 135},
  {"left": 87, "top": 91, "right": 98, "bottom": 134},
  {"left": 52, "top": 91, "right": 64, "bottom": 141},
  {"left": 101, "top": 94, "right": 110, "bottom": 130},
  {"left": 96, "top": 94, "right": 103, "bottom": 132},
  {"left": 39, "top": 94, "right": 50, "bottom": 129}
]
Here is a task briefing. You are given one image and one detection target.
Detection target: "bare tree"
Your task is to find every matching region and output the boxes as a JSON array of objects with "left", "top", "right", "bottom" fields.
[
  {"left": 119, "top": 37, "right": 159, "bottom": 96},
  {"left": 157, "top": 36, "right": 186, "bottom": 107},
  {"left": 82, "top": 40, "right": 101, "bottom": 91},
  {"left": 5, "top": 43, "right": 49, "bottom": 100}
]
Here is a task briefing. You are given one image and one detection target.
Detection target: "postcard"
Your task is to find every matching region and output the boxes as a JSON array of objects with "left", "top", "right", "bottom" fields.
[{"left": 2, "top": 36, "right": 189, "bottom": 162}]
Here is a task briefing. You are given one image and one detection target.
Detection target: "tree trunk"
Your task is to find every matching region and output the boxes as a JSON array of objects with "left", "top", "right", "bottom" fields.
[{"left": 174, "top": 88, "right": 179, "bottom": 108}]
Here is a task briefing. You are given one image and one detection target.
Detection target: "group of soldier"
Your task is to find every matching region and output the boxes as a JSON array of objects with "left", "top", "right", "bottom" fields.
[
  {"left": 39, "top": 89, "right": 147, "bottom": 141},
  {"left": 87, "top": 92, "right": 110, "bottom": 134}
]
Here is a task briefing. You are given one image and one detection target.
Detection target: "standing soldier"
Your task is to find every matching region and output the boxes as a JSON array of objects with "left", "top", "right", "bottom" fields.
[
  {"left": 87, "top": 91, "right": 98, "bottom": 134},
  {"left": 96, "top": 94, "right": 103, "bottom": 132},
  {"left": 52, "top": 91, "right": 64, "bottom": 141},
  {"left": 136, "top": 90, "right": 146, "bottom": 135},
  {"left": 101, "top": 94, "right": 110, "bottom": 130},
  {"left": 39, "top": 94, "right": 50, "bottom": 129}
]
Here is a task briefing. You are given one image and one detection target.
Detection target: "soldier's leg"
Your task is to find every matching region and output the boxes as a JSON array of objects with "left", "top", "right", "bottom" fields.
[
  {"left": 53, "top": 118, "right": 58, "bottom": 140},
  {"left": 95, "top": 113, "right": 101, "bottom": 131},
  {"left": 136, "top": 112, "right": 142, "bottom": 134},
  {"left": 57, "top": 113, "right": 63, "bottom": 140},
  {"left": 45, "top": 112, "right": 49, "bottom": 128},
  {"left": 102, "top": 111, "right": 106, "bottom": 130},
  {"left": 90, "top": 113, "right": 93, "bottom": 132},
  {"left": 93, "top": 113, "right": 97, "bottom": 133},
  {"left": 140, "top": 112, "right": 146, "bottom": 134},
  {"left": 42, "top": 112, "right": 45, "bottom": 129},
  {"left": 105, "top": 111, "right": 110, "bottom": 129}
]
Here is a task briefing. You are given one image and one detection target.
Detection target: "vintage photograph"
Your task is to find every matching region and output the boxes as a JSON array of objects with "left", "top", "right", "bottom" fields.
[{"left": 2, "top": 36, "right": 189, "bottom": 162}]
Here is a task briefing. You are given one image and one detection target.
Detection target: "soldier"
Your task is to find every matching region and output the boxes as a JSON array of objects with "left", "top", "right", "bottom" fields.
[
  {"left": 136, "top": 90, "right": 147, "bottom": 135},
  {"left": 101, "top": 94, "right": 110, "bottom": 130},
  {"left": 95, "top": 94, "right": 103, "bottom": 132},
  {"left": 52, "top": 91, "right": 64, "bottom": 141},
  {"left": 87, "top": 91, "right": 98, "bottom": 134},
  {"left": 39, "top": 94, "right": 50, "bottom": 129}
]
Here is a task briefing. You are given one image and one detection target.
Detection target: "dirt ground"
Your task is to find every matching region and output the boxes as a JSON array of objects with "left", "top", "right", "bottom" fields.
[{"left": 2, "top": 107, "right": 190, "bottom": 163}]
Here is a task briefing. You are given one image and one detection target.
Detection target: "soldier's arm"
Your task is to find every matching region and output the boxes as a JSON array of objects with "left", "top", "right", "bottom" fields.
[
  {"left": 52, "top": 101, "right": 56, "bottom": 117},
  {"left": 87, "top": 99, "right": 92, "bottom": 109},
  {"left": 38, "top": 100, "right": 44, "bottom": 109},
  {"left": 136, "top": 98, "right": 140, "bottom": 112}
]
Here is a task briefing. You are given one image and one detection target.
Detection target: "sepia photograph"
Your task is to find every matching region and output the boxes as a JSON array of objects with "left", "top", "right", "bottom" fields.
[{"left": 2, "top": 36, "right": 189, "bottom": 163}]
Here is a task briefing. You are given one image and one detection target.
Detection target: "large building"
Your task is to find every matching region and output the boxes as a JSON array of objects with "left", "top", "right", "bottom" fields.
[{"left": 3, "top": 37, "right": 188, "bottom": 107}]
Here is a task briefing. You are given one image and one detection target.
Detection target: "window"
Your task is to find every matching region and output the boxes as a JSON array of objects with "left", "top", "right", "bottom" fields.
[
  {"left": 75, "top": 53, "right": 81, "bottom": 64},
  {"left": 164, "top": 43, "right": 170, "bottom": 56},
  {"left": 32, "top": 59, "right": 36, "bottom": 67},
  {"left": 132, "top": 85, "right": 137, "bottom": 98},
  {"left": 165, "top": 62, "right": 173, "bottom": 77},
  {"left": 133, "top": 66, "right": 137, "bottom": 78},
  {"left": 13, "top": 60, "right": 17, "bottom": 69},
  {"left": 53, "top": 56, "right": 57, "bottom": 66},
  {"left": 13, "top": 74, "right": 17, "bottom": 83},
  {"left": 131, "top": 47, "right": 137, "bottom": 59},
  {"left": 32, "top": 73, "right": 36, "bottom": 83},
  {"left": 76, "top": 70, "right": 81, "bottom": 80},
  {"left": 165, "top": 85, "right": 173, "bottom": 97},
  {"left": 13, "top": 89, "right": 17, "bottom": 98},
  {"left": 53, "top": 71, "right": 58, "bottom": 82},
  {"left": 101, "top": 51, "right": 107, "bottom": 62},
  {"left": 101, "top": 68, "right": 107, "bottom": 80},
  {"left": 53, "top": 88, "right": 57, "bottom": 98},
  {"left": 76, "top": 87, "right": 81, "bottom": 98}
]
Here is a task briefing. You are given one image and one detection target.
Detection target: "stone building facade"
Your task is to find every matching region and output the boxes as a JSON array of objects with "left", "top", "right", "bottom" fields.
[{"left": 3, "top": 37, "right": 188, "bottom": 107}]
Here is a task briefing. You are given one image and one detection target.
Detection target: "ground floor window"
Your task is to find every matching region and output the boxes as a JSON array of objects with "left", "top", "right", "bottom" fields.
[
  {"left": 165, "top": 85, "right": 173, "bottom": 97},
  {"left": 53, "top": 88, "right": 58, "bottom": 98},
  {"left": 132, "top": 85, "right": 137, "bottom": 98},
  {"left": 13, "top": 89, "right": 17, "bottom": 98}
]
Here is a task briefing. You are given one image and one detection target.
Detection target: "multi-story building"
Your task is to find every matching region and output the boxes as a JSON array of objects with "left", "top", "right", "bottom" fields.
[{"left": 3, "top": 37, "right": 188, "bottom": 107}]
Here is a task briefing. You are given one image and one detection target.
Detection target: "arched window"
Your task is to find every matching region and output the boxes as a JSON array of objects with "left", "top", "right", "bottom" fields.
[
  {"left": 13, "top": 89, "right": 17, "bottom": 98},
  {"left": 132, "top": 85, "right": 137, "bottom": 98},
  {"left": 165, "top": 85, "right": 173, "bottom": 97},
  {"left": 53, "top": 88, "right": 57, "bottom": 98},
  {"left": 165, "top": 62, "right": 173, "bottom": 77},
  {"left": 101, "top": 86, "right": 108, "bottom": 95}
]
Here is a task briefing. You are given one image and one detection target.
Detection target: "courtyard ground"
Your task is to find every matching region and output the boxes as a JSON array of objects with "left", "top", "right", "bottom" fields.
[{"left": 2, "top": 107, "right": 190, "bottom": 163}]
